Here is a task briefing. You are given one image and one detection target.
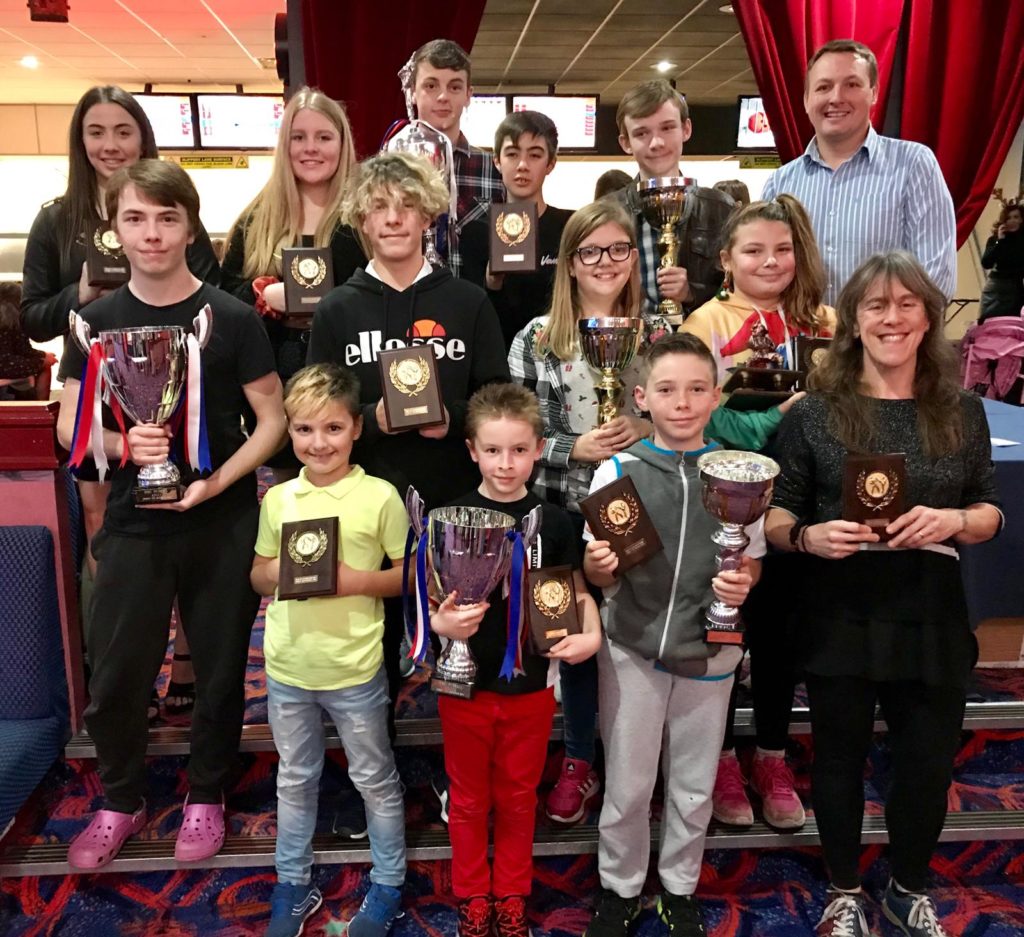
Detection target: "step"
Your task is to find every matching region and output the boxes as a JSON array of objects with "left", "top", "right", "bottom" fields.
[
  {"left": 4, "top": 810, "right": 1024, "bottom": 878},
  {"left": 63, "top": 701, "right": 1024, "bottom": 760}
]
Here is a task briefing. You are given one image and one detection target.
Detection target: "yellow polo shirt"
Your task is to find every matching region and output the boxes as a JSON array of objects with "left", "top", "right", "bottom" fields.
[{"left": 255, "top": 465, "right": 409, "bottom": 691}]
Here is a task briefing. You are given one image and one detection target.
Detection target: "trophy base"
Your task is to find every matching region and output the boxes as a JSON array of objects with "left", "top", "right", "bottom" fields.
[
  {"left": 431, "top": 675, "right": 474, "bottom": 699},
  {"left": 705, "top": 622, "right": 745, "bottom": 645},
  {"left": 134, "top": 483, "right": 184, "bottom": 505}
]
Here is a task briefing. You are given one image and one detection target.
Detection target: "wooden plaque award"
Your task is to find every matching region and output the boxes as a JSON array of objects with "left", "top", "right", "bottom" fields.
[
  {"left": 842, "top": 453, "right": 907, "bottom": 542},
  {"left": 526, "top": 565, "right": 581, "bottom": 653},
  {"left": 278, "top": 516, "right": 339, "bottom": 600},
  {"left": 722, "top": 367, "right": 800, "bottom": 411},
  {"left": 489, "top": 202, "right": 539, "bottom": 273},
  {"left": 283, "top": 246, "right": 334, "bottom": 319},
  {"left": 580, "top": 474, "right": 663, "bottom": 572},
  {"left": 377, "top": 346, "right": 446, "bottom": 431},
  {"left": 86, "top": 222, "right": 130, "bottom": 288}
]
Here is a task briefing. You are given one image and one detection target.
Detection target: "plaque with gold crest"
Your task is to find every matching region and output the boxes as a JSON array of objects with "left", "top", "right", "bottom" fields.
[
  {"left": 377, "top": 345, "right": 446, "bottom": 431},
  {"left": 842, "top": 453, "right": 907, "bottom": 542},
  {"left": 86, "top": 222, "right": 130, "bottom": 288},
  {"left": 489, "top": 201, "right": 538, "bottom": 273},
  {"left": 278, "top": 516, "right": 340, "bottom": 600},
  {"left": 526, "top": 564, "right": 581, "bottom": 653},
  {"left": 283, "top": 247, "right": 334, "bottom": 319},
  {"left": 580, "top": 474, "right": 663, "bottom": 572}
]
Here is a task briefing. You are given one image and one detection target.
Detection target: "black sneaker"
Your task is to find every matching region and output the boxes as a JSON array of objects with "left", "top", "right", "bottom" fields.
[
  {"left": 657, "top": 892, "right": 706, "bottom": 936},
  {"left": 584, "top": 889, "right": 640, "bottom": 937},
  {"left": 331, "top": 788, "right": 367, "bottom": 839},
  {"left": 457, "top": 895, "right": 493, "bottom": 937},
  {"left": 432, "top": 768, "right": 450, "bottom": 825},
  {"left": 882, "top": 881, "right": 949, "bottom": 937},
  {"left": 493, "top": 895, "right": 531, "bottom": 937}
]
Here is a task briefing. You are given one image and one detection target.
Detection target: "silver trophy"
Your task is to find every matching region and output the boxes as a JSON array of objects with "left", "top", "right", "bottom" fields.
[
  {"left": 696, "top": 450, "right": 780, "bottom": 644},
  {"left": 385, "top": 120, "right": 451, "bottom": 267},
  {"left": 69, "top": 309, "right": 213, "bottom": 505},
  {"left": 578, "top": 317, "right": 645, "bottom": 426},
  {"left": 637, "top": 176, "right": 695, "bottom": 324}
]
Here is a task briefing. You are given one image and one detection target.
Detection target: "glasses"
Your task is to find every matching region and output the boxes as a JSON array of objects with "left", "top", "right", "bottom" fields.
[{"left": 574, "top": 241, "right": 633, "bottom": 265}]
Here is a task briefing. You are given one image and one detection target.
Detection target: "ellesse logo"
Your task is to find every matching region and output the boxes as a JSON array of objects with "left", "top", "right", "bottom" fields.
[{"left": 344, "top": 320, "right": 467, "bottom": 367}]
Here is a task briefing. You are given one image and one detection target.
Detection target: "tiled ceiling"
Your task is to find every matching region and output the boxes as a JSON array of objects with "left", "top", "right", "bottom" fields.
[{"left": 0, "top": 0, "right": 757, "bottom": 106}]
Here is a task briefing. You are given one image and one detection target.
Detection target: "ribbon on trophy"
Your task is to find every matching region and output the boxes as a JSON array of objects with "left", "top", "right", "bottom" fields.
[
  {"left": 404, "top": 488, "right": 430, "bottom": 664},
  {"left": 68, "top": 329, "right": 111, "bottom": 481},
  {"left": 181, "top": 304, "right": 213, "bottom": 473},
  {"left": 499, "top": 506, "right": 543, "bottom": 681}
]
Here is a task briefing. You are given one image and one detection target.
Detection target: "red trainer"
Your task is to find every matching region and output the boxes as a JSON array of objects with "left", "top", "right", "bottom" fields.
[
  {"left": 174, "top": 797, "right": 226, "bottom": 862},
  {"left": 457, "top": 895, "right": 493, "bottom": 937},
  {"left": 750, "top": 752, "right": 806, "bottom": 829},
  {"left": 494, "top": 895, "right": 531, "bottom": 937},
  {"left": 67, "top": 803, "right": 146, "bottom": 870},
  {"left": 711, "top": 751, "right": 754, "bottom": 827},
  {"left": 545, "top": 757, "right": 600, "bottom": 824}
]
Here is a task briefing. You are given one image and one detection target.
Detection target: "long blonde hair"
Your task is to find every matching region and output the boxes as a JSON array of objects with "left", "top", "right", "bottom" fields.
[
  {"left": 538, "top": 199, "right": 640, "bottom": 361},
  {"left": 227, "top": 88, "right": 355, "bottom": 279}
]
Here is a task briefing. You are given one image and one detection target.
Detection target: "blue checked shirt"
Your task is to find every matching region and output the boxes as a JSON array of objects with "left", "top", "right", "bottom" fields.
[
  {"left": 761, "top": 127, "right": 956, "bottom": 305},
  {"left": 449, "top": 134, "right": 504, "bottom": 279}
]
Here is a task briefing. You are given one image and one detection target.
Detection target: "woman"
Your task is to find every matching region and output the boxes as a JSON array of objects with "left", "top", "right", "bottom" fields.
[
  {"left": 979, "top": 202, "right": 1024, "bottom": 321},
  {"left": 509, "top": 199, "right": 662, "bottom": 825},
  {"left": 221, "top": 87, "right": 366, "bottom": 482},
  {"left": 21, "top": 85, "right": 219, "bottom": 716},
  {"left": 765, "top": 251, "right": 1001, "bottom": 937},
  {"left": 682, "top": 195, "right": 834, "bottom": 833}
]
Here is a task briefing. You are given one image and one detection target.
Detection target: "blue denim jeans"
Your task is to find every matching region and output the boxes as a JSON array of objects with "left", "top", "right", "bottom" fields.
[
  {"left": 267, "top": 668, "right": 406, "bottom": 886},
  {"left": 559, "top": 655, "right": 598, "bottom": 763}
]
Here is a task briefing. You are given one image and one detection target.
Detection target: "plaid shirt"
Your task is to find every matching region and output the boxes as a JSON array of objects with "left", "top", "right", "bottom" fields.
[
  {"left": 449, "top": 133, "right": 504, "bottom": 278},
  {"left": 508, "top": 312, "right": 669, "bottom": 512}
]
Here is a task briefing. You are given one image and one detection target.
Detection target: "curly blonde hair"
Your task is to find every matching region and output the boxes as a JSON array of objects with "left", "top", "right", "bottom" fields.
[{"left": 342, "top": 152, "right": 449, "bottom": 233}]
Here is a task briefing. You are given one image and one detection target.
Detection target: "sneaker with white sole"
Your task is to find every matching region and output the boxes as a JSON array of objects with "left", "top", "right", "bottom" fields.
[
  {"left": 545, "top": 756, "right": 599, "bottom": 824},
  {"left": 882, "top": 881, "right": 950, "bottom": 937},
  {"left": 267, "top": 881, "right": 323, "bottom": 937},
  {"left": 712, "top": 751, "right": 754, "bottom": 827},
  {"left": 750, "top": 751, "right": 805, "bottom": 829},
  {"left": 816, "top": 892, "right": 874, "bottom": 937}
]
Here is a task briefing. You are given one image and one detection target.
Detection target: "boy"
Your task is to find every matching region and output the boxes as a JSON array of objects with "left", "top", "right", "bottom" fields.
[
  {"left": 402, "top": 38, "right": 504, "bottom": 277},
  {"left": 614, "top": 80, "right": 734, "bottom": 321},
  {"left": 460, "top": 110, "right": 573, "bottom": 348},
  {"left": 56, "top": 159, "right": 285, "bottom": 869},
  {"left": 582, "top": 333, "right": 763, "bottom": 937},
  {"left": 251, "top": 363, "right": 408, "bottom": 937},
  {"left": 431, "top": 382, "right": 601, "bottom": 937}
]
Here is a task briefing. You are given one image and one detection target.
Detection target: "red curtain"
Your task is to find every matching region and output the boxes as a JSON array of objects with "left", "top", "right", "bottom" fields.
[
  {"left": 899, "top": 0, "right": 1024, "bottom": 245},
  {"left": 300, "top": 0, "right": 488, "bottom": 158},
  {"left": 733, "top": 0, "right": 906, "bottom": 163}
]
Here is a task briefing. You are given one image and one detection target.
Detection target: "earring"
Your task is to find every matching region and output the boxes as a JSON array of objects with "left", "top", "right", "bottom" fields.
[{"left": 716, "top": 271, "right": 732, "bottom": 301}]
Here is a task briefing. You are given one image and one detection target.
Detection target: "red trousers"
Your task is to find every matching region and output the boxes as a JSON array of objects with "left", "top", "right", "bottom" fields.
[{"left": 439, "top": 687, "right": 556, "bottom": 898}]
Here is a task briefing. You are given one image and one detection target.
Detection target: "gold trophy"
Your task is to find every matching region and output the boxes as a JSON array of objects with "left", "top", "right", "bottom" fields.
[
  {"left": 578, "top": 317, "right": 645, "bottom": 425},
  {"left": 637, "top": 177, "right": 694, "bottom": 324}
]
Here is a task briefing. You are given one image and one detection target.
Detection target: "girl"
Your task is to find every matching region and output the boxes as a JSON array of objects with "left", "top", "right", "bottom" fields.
[
  {"left": 221, "top": 87, "right": 366, "bottom": 484},
  {"left": 682, "top": 194, "right": 834, "bottom": 833},
  {"left": 21, "top": 85, "right": 219, "bottom": 717}
]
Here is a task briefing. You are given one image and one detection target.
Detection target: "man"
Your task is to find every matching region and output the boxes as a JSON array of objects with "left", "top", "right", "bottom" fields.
[
  {"left": 405, "top": 38, "right": 504, "bottom": 277},
  {"left": 460, "top": 110, "right": 573, "bottom": 348},
  {"left": 762, "top": 39, "right": 956, "bottom": 304},
  {"left": 614, "top": 79, "right": 734, "bottom": 323},
  {"left": 57, "top": 159, "right": 285, "bottom": 870}
]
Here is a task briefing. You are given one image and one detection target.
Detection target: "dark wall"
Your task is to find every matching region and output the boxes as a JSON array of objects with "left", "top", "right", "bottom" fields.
[{"left": 593, "top": 102, "right": 744, "bottom": 157}]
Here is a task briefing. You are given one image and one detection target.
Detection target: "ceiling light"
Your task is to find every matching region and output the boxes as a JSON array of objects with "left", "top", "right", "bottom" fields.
[
  {"left": 719, "top": 3, "right": 735, "bottom": 12},
  {"left": 19, "top": 55, "right": 40, "bottom": 69},
  {"left": 654, "top": 60, "right": 675, "bottom": 73}
]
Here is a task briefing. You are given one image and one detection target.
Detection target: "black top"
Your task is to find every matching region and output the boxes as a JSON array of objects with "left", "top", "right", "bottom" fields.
[
  {"left": 772, "top": 391, "right": 1000, "bottom": 687},
  {"left": 20, "top": 198, "right": 221, "bottom": 342},
  {"left": 307, "top": 266, "right": 510, "bottom": 511},
  {"left": 981, "top": 230, "right": 1024, "bottom": 282},
  {"left": 59, "top": 283, "right": 275, "bottom": 537},
  {"left": 460, "top": 206, "right": 573, "bottom": 350},
  {"left": 0, "top": 325, "right": 45, "bottom": 380},
  {"left": 452, "top": 488, "right": 579, "bottom": 695}
]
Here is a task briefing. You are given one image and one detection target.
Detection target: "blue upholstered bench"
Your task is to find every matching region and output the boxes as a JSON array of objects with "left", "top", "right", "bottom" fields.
[{"left": 0, "top": 525, "right": 71, "bottom": 836}]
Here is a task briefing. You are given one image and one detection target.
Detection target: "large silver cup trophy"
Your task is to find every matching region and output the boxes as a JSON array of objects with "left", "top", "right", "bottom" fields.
[
  {"left": 696, "top": 450, "right": 780, "bottom": 644},
  {"left": 385, "top": 121, "right": 450, "bottom": 267},
  {"left": 69, "top": 309, "right": 212, "bottom": 505},
  {"left": 637, "top": 177, "right": 695, "bottom": 324},
  {"left": 578, "top": 317, "right": 645, "bottom": 426}
]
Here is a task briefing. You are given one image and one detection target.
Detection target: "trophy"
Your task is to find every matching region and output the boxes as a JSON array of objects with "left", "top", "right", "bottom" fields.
[
  {"left": 406, "top": 489, "right": 541, "bottom": 697},
  {"left": 68, "top": 307, "right": 213, "bottom": 504},
  {"left": 385, "top": 120, "right": 452, "bottom": 267},
  {"left": 696, "top": 450, "right": 780, "bottom": 644},
  {"left": 637, "top": 177, "right": 695, "bottom": 323},
  {"left": 578, "top": 317, "right": 645, "bottom": 425}
]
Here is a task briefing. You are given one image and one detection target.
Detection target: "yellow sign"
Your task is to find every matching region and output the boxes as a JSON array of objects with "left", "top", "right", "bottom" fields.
[
  {"left": 176, "top": 155, "right": 249, "bottom": 170},
  {"left": 739, "top": 154, "right": 782, "bottom": 170}
]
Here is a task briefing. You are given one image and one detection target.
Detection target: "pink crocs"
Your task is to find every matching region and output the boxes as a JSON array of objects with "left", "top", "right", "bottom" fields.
[
  {"left": 174, "top": 797, "right": 225, "bottom": 862},
  {"left": 67, "top": 803, "right": 146, "bottom": 870}
]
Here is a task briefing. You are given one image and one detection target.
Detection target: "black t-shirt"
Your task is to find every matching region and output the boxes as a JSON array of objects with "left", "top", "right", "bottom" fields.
[
  {"left": 60, "top": 282, "right": 276, "bottom": 537},
  {"left": 449, "top": 488, "right": 579, "bottom": 695},
  {"left": 460, "top": 206, "right": 573, "bottom": 349}
]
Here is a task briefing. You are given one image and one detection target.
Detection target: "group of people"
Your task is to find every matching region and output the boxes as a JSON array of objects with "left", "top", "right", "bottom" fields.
[{"left": 17, "top": 31, "right": 1002, "bottom": 937}]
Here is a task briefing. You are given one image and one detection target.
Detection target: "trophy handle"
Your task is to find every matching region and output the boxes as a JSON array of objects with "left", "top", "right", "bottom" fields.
[
  {"left": 522, "top": 505, "right": 543, "bottom": 549},
  {"left": 192, "top": 304, "right": 214, "bottom": 350},
  {"left": 405, "top": 486, "right": 426, "bottom": 538},
  {"left": 68, "top": 310, "right": 92, "bottom": 354}
]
